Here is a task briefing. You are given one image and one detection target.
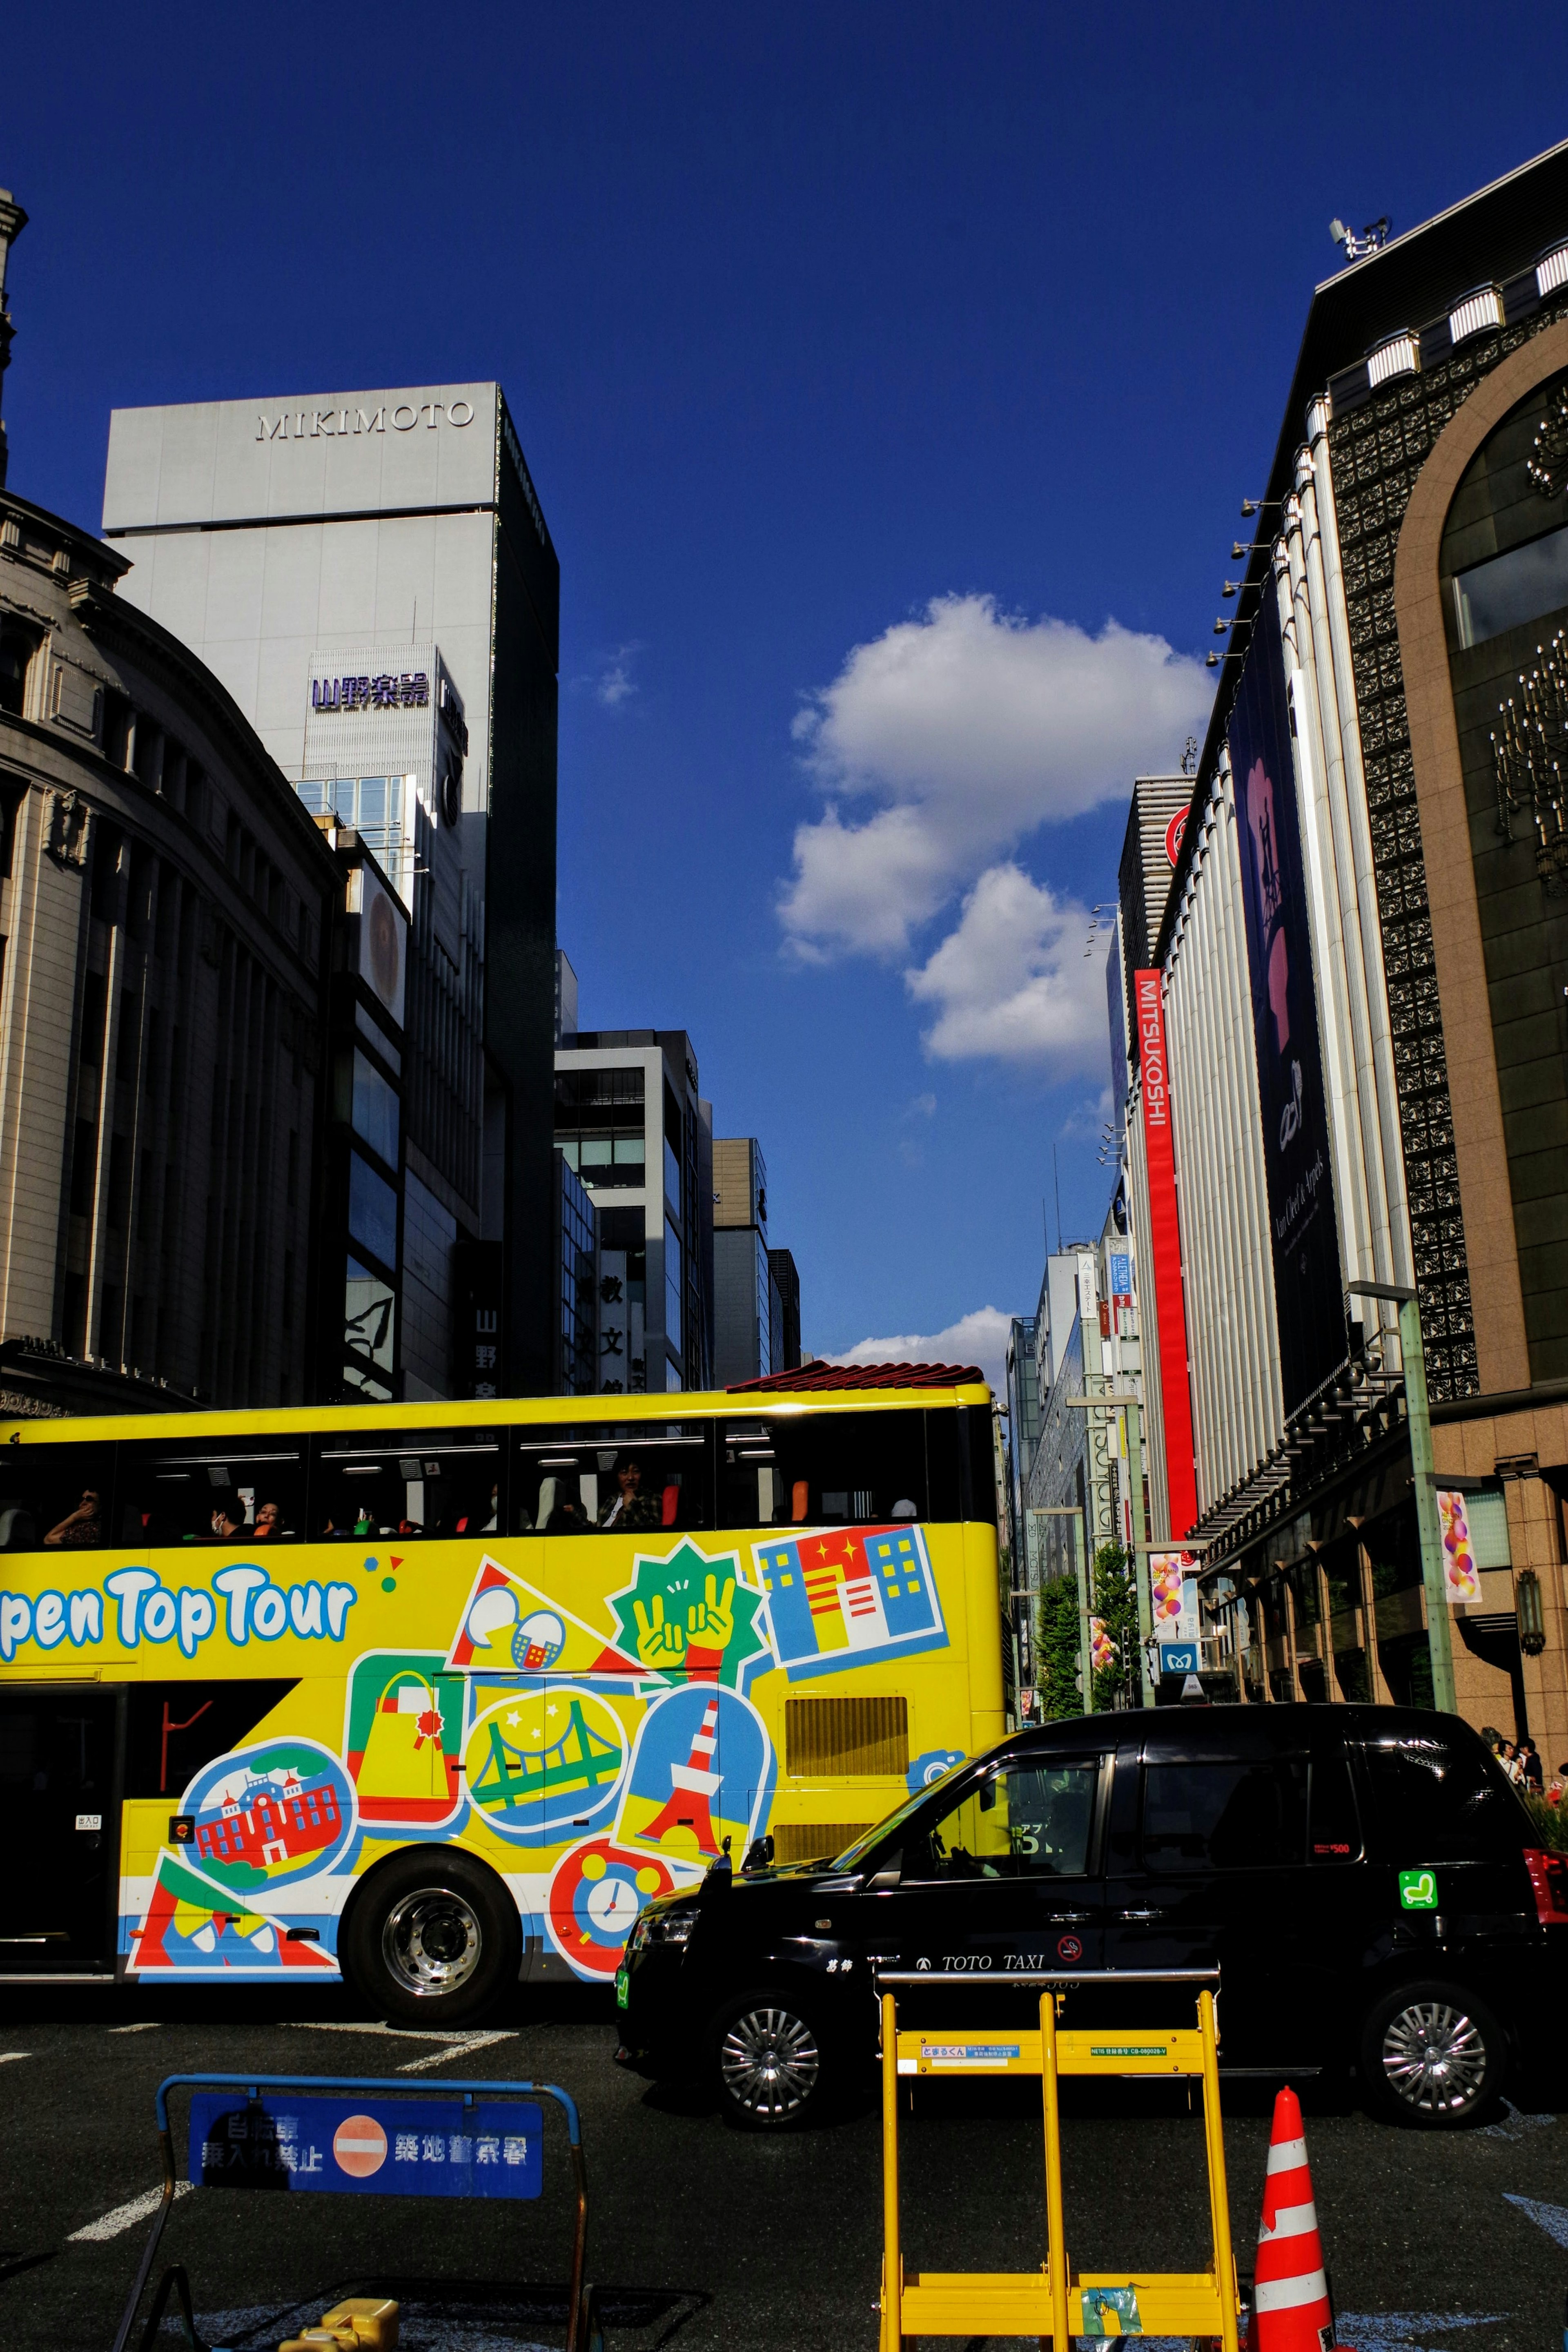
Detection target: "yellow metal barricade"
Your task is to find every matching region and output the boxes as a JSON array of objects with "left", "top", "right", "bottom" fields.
[{"left": 877, "top": 1974, "right": 1241, "bottom": 2351}]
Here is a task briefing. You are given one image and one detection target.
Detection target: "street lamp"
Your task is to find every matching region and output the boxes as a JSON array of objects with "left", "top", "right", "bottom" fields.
[{"left": 1517, "top": 1567, "right": 1546, "bottom": 1657}]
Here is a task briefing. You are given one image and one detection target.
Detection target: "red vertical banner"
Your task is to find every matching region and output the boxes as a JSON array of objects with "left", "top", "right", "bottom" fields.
[{"left": 1134, "top": 969, "right": 1198, "bottom": 1540}]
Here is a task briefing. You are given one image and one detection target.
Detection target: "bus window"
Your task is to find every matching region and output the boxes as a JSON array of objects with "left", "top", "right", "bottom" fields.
[
  {"left": 311, "top": 1432, "right": 505, "bottom": 1541},
  {"left": 0, "top": 1442, "right": 117, "bottom": 1552},
  {"left": 125, "top": 1679, "right": 300, "bottom": 1797},
  {"left": 117, "top": 1441, "right": 307, "bottom": 1546},
  {"left": 514, "top": 1424, "right": 713, "bottom": 1534},
  {"left": 717, "top": 1411, "right": 930, "bottom": 1529}
]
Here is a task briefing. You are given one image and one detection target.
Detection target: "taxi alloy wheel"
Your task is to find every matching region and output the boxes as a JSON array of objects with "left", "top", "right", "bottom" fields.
[
  {"left": 343, "top": 1848, "right": 519, "bottom": 2027},
  {"left": 1360, "top": 1979, "right": 1505, "bottom": 2127},
  {"left": 716, "top": 1997, "right": 824, "bottom": 2128}
]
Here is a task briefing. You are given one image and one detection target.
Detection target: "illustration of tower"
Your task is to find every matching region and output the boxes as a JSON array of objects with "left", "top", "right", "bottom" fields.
[{"left": 639, "top": 1696, "right": 722, "bottom": 1855}]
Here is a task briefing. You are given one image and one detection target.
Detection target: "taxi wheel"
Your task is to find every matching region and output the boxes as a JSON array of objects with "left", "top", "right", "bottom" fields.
[
  {"left": 713, "top": 1991, "right": 829, "bottom": 2129},
  {"left": 1357, "top": 1979, "right": 1506, "bottom": 2127},
  {"left": 341, "top": 1848, "right": 520, "bottom": 2027}
]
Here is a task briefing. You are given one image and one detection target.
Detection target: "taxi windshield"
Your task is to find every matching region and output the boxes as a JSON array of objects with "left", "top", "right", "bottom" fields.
[{"left": 830, "top": 1756, "right": 974, "bottom": 1872}]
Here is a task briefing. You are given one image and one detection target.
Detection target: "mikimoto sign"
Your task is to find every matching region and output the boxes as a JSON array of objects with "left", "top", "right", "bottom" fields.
[{"left": 1134, "top": 970, "right": 1198, "bottom": 1539}]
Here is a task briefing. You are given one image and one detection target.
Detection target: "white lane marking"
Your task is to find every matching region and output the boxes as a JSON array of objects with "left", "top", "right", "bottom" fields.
[
  {"left": 397, "top": 2030, "right": 516, "bottom": 2073},
  {"left": 285, "top": 2021, "right": 476, "bottom": 2043},
  {"left": 0, "top": 2051, "right": 32, "bottom": 2064},
  {"left": 107, "top": 2023, "right": 161, "bottom": 2035},
  {"left": 69, "top": 2182, "right": 193, "bottom": 2242}
]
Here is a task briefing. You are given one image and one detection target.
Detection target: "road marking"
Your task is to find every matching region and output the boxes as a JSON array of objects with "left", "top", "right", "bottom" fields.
[
  {"left": 69, "top": 2182, "right": 193, "bottom": 2243},
  {"left": 1503, "top": 2191, "right": 1568, "bottom": 2247},
  {"left": 107, "top": 2023, "right": 161, "bottom": 2035},
  {"left": 396, "top": 2030, "right": 516, "bottom": 2073},
  {"left": 285, "top": 2021, "right": 475, "bottom": 2042},
  {"left": 1481, "top": 2097, "right": 1554, "bottom": 2140},
  {"left": 0, "top": 2051, "right": 31, "bottom": 2064}
]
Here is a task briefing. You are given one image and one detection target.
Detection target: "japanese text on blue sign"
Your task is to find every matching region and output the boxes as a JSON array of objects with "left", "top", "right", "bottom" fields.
[{"left": 187, "top": 2094, "right": 543, "bottom": 2200}]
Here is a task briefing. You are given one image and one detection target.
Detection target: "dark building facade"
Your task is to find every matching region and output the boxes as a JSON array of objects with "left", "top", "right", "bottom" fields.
[{"left": 0, "top": 487, "right": 341, "bottom": 1413}]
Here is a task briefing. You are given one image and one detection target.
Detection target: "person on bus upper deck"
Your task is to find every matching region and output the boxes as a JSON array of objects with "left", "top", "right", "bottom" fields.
[
  {"left": 598, "top": 1453, "right": 662, "bottom": 1532},
  {"left": 207, "top": 1497, "right": 247, "bottom": 1542},
  {"left": 252, "top": 1502, "right": 283, "bottom": 1539},
  {"left": 45, "top": 1487, "right": 102, "bottom": 1545}
]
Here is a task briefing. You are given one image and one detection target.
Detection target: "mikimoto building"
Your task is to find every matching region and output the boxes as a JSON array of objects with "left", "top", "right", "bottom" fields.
[{"left": 101, "top": 386, "right": 560, "bottom": 1401}]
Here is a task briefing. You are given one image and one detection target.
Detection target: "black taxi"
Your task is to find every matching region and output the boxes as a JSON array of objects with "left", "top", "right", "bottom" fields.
[{"left": 615, "top": 1703, "right": 1568, "bottom": 2129}]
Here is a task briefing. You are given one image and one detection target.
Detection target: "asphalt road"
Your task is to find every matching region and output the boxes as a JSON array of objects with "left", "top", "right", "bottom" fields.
[{"left": 0, "top": 1977, "right": 1564, "bottom": 2352}]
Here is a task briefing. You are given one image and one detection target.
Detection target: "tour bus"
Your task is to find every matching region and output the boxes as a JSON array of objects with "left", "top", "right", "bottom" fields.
[{"left": 0, "top": 1368, "right": 1002, "bottom": 2021}]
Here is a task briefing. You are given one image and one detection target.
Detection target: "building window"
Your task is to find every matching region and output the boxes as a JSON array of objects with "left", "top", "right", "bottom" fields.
[
  {"left": 347, "top": 1048, "right": 399, "bottom": 1170},
  {"left": 299, "top": 775, "right": 406, "bottom": 865},
  {"left": 664, "top": 1218, "right": 682, "bottom": 1357},
  {"left": 344, "top": 1255, "right": 396, "bottom": 1398},
  {"left": 1451, "top": 519, "right": 1568, "bottom": 650},
  {"left": 555, "top": 1065, "right": 647, "bottom": 1190},
  {"left": 348, "top": 1150, "right": 398, "bottom": 1272}
]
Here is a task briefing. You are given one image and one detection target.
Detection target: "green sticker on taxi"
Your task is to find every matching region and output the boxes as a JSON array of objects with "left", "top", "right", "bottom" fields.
[
  {"left": 1399, "top": 1868, "right": 1439, "bottom": 1910},
  {"left": 615, "top": 1966, "right": 629, "bottom": 2008}
]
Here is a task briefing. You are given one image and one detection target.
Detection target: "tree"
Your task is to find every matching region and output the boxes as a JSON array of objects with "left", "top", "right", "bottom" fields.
[
  {"left": 1036, "top": 1574, "right": 1084, "bottom": 1720},
  {"left": 1090, "top": 1540, "right": 1140, "bottom": 1712}
]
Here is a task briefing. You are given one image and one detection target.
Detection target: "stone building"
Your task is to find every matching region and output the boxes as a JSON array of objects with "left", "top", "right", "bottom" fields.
[
  {"left": 0, "top": 486, "right": 340, "bottom": 1411},
  {"left": 1124, "top": 137, "right": 1568, "bottom": 1755}
]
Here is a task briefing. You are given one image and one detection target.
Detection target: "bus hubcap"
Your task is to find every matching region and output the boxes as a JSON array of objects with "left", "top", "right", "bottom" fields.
[
  {"left": 719, "top": 2006, "right": 820, "bottom": 2117},
  {"left": 1381, "top": 2000, "right": 1488, "bottom": 2113},
  {"left": 382, "top": 1888, "right": 482, "bottom": 1996}
]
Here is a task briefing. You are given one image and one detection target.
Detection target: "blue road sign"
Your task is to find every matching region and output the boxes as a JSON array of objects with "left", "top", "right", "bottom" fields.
[
  {"left": 1158, "top": 1644, "right": 1199, "bottom": 1676},
  {"left": 187, "top": 2093, "right": 543, "bottom": 2199}
]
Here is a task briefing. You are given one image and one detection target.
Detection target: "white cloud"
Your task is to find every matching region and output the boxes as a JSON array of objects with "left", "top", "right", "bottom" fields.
[
  {"left": 597, "top": 647, "right": 639, "bottom": 707},
  {"left": 902, "top": 1091, "right": 937, "bottom": 1119},
  {"left": 781, "top": 593, "right": 1207, "bottom": 961},
  {"left": 831, "top": 1305, "right": 1014, "bottom": 1397},
  {"left": 904, "top": 863, "right": 1108, "bottom": 1075}
]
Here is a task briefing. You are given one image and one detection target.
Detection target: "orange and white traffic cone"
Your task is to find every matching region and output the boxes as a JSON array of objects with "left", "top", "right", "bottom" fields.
[{"left": 1254, "top": 2085, "right": 1335, "bottom": 2352}]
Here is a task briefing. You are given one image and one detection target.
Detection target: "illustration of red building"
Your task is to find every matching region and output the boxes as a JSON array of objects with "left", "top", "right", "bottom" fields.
[{"left": 195, "top": 1772, "right": 341, "bottom": 1870}]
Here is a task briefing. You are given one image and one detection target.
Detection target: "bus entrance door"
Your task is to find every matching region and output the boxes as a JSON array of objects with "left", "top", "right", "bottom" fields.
[{"left": 0, "top": 1690, "right": 119, "bottom": 1972}]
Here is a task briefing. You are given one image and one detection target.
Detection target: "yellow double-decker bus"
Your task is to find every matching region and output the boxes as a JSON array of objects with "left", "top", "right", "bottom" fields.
[{"left": 0, "top": 1370, "right": 1002, "bottom": 2020}]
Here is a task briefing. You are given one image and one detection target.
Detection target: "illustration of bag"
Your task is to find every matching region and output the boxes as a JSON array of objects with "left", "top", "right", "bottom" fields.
[{"left": 355, "top": 1671, "right": 456, "bottom": 1820}]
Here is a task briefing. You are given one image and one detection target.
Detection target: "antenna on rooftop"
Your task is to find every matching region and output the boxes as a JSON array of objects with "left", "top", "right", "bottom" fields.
[{"left": 1329, "top": 215, "right": 1391, "bottom": 264}]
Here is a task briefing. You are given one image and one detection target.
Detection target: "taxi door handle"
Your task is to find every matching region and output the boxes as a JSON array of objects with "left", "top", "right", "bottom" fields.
[
  {"left": 1047, "top": 1911, "right": 1092, "bottom": 1922},
  {"left": 1118, "top": 1907, "right": 1165, "bottom": 1921}
]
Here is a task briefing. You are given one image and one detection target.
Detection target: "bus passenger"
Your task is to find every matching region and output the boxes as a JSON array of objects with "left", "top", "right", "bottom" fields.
[
  {"left": 598, "top": 1454, "right": 661, "bottom": 1532},
  {"left": 253, "top": 1501, "right": 283, "bottom": 1539},
  {"left": 208, "top": 1497, "right": 247, "bottom": 1542},
  {"left": 45, "top": 1487, "right": 102, "bottom": 1546}
]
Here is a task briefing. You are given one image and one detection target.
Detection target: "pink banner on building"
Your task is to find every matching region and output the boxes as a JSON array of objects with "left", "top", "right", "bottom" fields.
[{"left": 1135, "top": 969, "right": 1198, "bottom": 1540}]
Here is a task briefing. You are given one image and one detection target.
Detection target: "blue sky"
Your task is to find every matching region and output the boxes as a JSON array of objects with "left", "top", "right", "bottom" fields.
[{"left": 7, "top": 6, "right": 1564, "bottom": 1386}]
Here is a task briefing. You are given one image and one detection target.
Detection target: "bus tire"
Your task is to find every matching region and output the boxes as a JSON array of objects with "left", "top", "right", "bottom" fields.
[
  {"left": 341, "top": 1847, "right": 520, "bottom": 2027},
  {"left": 710, "top": 1987, "right": 832, "bottom": 2130}
]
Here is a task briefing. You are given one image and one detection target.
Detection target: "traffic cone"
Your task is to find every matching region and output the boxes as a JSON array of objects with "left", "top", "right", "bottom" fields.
[{"left": 1254, "top": 2085, "right": 1335, "bottom": 2352}]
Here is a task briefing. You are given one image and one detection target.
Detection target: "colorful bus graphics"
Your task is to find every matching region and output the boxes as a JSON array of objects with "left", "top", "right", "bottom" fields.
[
  {"left": 464, "top": 1689, "right": 627, "bottom": 1841},
  {"left": 180, "top": 1738, "right": 356, "bottom": 1895},
  {"left": 615, "top": 1683, "right": 773, "bottom": 1866},
  {"left": 546, "top": 1837, "right": 677, "bottom": 1977},
  {"left": 129, "top": 1847, "right": 340, "bottom": 1976},
  {"left": 344, "top": 1654, "right": 465, "bottom": 1825},
  {"left": 0, "top": 1382, "right": 1004, "bottom": 1999},
  {"left": 753, "top": 1522, "right": 946, "bottom": 1679}
]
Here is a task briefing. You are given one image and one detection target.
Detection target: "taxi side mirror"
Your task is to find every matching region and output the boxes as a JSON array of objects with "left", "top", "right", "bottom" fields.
[{"left": 866, "top": 1853, "right": 902, "bottom": 1891}]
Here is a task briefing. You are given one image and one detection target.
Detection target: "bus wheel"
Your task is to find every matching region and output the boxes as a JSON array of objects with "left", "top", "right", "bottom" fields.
[
  {"left": 342, "top": 1849, "right": 519, "bottom": 2027},
  {"left": 712, "top": 1991, "right": 828, "bottom": 2129}
]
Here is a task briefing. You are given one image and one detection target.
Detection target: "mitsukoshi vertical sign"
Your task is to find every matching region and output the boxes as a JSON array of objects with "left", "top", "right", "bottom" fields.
[
  {"left": 1228, "top": 598, "right": 1345, "bottom": 1416},
  {"left": 1134, "top": 970, "right": 1198, "bottom": 1540}
]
